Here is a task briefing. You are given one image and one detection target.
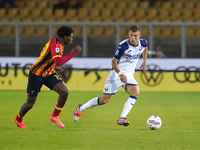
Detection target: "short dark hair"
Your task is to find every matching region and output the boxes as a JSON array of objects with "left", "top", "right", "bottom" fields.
[
  {"left": 57, "top": 26, "right": 74, "bottom": 37},
  {"left": 130, "top": 25, "right": 141, "bottom": 33}
]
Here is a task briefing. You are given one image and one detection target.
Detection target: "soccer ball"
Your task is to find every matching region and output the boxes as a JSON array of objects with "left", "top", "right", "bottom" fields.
[{"left": 147, "top": 115, "right": 162, "bottom": 130}]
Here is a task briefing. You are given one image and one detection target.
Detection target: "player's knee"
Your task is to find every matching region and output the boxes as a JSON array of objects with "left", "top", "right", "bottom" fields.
[
  {"left": 135, "top": 91, "right": 139, "bottom": 97},
  {"left": 26, "top": 103, "right": 34, "bottom": 110},
  {"left": 60, "top": 90, "right": 69, "bottom": 99},
  {"left": 128, "top": 90, "right": 139, "bottom": 97}
]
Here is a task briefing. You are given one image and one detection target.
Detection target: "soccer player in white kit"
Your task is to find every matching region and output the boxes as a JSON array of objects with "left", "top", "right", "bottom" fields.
[{"left": 73, "top": 25, "right": 148, "bottom": 126}]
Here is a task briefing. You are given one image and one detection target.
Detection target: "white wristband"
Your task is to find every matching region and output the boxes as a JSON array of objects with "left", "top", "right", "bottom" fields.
[{"left": 117, "top": 71, "right": 122, "bottom": 76}]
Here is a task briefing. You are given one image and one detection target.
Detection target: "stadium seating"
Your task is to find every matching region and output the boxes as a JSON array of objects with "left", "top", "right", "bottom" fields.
[
  {"left": 146, "top": 8, "right": 158, "bottom": 22},
  {"left": 72, "top": 26, "right": 82, "bottom": 37},
  {"left": 0, "top": 8, "right": 6, "bottom": 18},
  {"left": 93, "top": 2, "right": 105, "bottom": 9},
  {"left": 66, "top": 9, "right": 77, "bottom": 21},
  {"left": 37, "top": 1, "right": 48, "bottom": 9},
  {"left": 35, "top": 26, "right": 48, "bottom": 36},
  {"left": 138, "top": 1, "right": 149, "bottom": 9},
  {"left": 157, "top": 9, "right": 170, "bottom": 22},
  {"left": 186, "top": 26, "right": 196, "bottom": 38},
  {"left": 1, "top": 8, "right": 18, "bottom": 21},
  {"left": 116, "top": 1, "right": 127, "bottom": 10},
  {"left": 103, "top": 26, "right": 116, "bottom": 37},
  {"left": 172, "top": 1, "right": 184, "bottom": 11},
  {"left": 120, "top": 26, "right": 129, "bottom": 38},
  {"left": 18, "top": 8, "right": 30, "bottom": 21},
  {"left": 88, "top": 8, "right": 101, "bottom": 21},
  {"left": 105, "top": 2, "right": 116, "bottom": 9},
  {"left": 21, "top": 25, "right": 35, "bottom": 36},
  {"left": 30, "top": 8, "right": 42, "bottom": 20},
  {"left": 0, "top": 0, "right": 199, "bottom": 38},
  {"left": 112, "top": 9, "right": 124, "bottom": 21},
  {"left": 26, "top": 1, "right": 37, "bottom": 9},
  {"left": 0, "top": 26, "right": 15, "bottom": 36}
]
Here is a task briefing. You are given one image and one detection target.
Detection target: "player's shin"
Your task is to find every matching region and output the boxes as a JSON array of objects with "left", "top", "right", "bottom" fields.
[
  {"left": 120, "top": 95, "right": 137, "bottom": 118},
  {"left": 52, "top": 105, "right": 63, "bottom": 116},
  {"left": 80, "top": 97, "right": 100, "bottom": 112}
]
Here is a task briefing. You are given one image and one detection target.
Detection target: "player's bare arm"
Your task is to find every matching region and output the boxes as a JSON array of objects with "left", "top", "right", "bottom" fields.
[
  {"left": 140, "top": 47, "right": 148, "bottom": 73},
  {"left": 112, "top": 59, "right": 127, "bottom": 83}
]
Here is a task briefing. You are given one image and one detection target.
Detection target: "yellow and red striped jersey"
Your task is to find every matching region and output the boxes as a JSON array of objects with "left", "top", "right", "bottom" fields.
[{"left": 30, "top": 37, "right": 64, "bottom": 77}]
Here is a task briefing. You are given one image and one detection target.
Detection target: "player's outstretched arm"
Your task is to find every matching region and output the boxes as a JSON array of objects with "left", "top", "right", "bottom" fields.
[{"left": 54, "top": 45, "right": 82, "bottom": 66}]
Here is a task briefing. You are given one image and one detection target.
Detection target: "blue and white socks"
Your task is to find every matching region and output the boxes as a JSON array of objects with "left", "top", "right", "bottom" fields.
[
  {"left": 80, "top": 97, "right": 100, "bottom": 112},
  {"left": 80, "top": 95, "right": 137, "bottom": 119},
  {"left": 120, "top": 95, "right": 137, "bottom": 118}
]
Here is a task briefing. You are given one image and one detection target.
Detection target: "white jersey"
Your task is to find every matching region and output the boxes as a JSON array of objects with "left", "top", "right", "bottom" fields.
[
  {"left": 111, "top": 38, "right": 148, "bottom": 75},
  {"left": 103, "top": 38, "right": 148, "bottom": 94}
]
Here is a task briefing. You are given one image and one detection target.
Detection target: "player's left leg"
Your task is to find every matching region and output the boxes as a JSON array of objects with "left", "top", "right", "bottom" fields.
[
  {"left": 73, "top": 94, "right": 112, "bottom": 122},
  {"left": 48, "top": 82, "right": 68, "bottom": 128},
  {"left": 53, "top": 82, "right": 69, "bottom": 107},
  {"left": 45, "top": 73, "right": 68, "bottom": 128},
  {"left": 117, "top": 84, "right": 139, "bottom": 126}
]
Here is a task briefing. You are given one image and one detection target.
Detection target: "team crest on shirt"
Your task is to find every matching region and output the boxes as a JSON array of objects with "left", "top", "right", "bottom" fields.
[
  {"left": 56, "top": 48, "right": 59, "bottom": 54},
  {"left": 104, "top": 87, "right": 108, "bottom": 92}
]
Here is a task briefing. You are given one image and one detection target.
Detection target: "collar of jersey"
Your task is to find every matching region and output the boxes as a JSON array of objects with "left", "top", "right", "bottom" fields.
[
  {"left": 128, "top": 39, "right": 138, "bottom": 47},
  {"left": 57, "top": 37, "right": 64, "bottom": 47}
]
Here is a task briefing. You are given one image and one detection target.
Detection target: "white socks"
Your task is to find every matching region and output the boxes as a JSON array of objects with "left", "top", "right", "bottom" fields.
[
  {"left": 80, "top": 97, "right": 100, "bottom": 112},
  {"left": 120, "top": 96, "right": 137, "bottom": 118},
  {"left": 79, "top": 95, "right": 137, "bottom": 118}
]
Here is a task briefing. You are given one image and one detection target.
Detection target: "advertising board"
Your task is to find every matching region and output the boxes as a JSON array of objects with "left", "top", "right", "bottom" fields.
[{"left": 0, "top": 57, "right": 199, "bottom": 92}]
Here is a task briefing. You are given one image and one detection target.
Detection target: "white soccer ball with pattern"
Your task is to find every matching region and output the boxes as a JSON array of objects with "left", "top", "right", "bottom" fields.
[{"left": 147, "top": 115, "right": 162, "bottom": 130}]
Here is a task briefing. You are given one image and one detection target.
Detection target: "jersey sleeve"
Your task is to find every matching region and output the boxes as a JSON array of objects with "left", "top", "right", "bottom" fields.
[
  {"left": 113, "top": 44, "right": 126, "bottom": 61},
  {"left": 140, "top": 39, "right": 148, "bottom": 47},
  {"left": 50, "top": 38, "right": 62, "bottom": 59},
  {"left": 49, "top": 38, "right": 75, "bottom": 66}
]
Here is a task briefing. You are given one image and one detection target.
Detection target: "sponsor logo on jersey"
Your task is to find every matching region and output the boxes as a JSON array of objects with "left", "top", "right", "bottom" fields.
[
  {"left": 126, "top": 53, "right": 142, "bottom": 62},
  {"left": 56, "top": 48, "right": 59, "bottom": 54}
]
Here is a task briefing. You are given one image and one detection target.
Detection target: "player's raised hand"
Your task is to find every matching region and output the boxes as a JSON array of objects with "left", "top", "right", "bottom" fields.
[{"left": 72, "top": 45, "right": 82, "bottom": 55}]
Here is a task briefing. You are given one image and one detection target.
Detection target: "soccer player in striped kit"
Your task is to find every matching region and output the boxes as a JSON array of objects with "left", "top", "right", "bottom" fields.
[
  {"left": 73, "top": 25, "right": 148, "bottom": 126},
  {"left": 14, "top": 26, "right": 81, "bottom": 129}
]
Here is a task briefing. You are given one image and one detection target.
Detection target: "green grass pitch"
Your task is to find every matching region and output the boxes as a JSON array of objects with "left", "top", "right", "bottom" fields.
[{"left": 0, "top": 91, "right": 199, "bottom": 150}]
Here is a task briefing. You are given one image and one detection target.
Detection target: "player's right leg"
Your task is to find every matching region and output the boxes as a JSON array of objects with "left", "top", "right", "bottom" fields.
[
  {"left": 73, "top": 94, "right": 112, "bottom": 122},
  {"left": 116, "top": 118, "right": 130, "bottom": 126},
  {"left": 117, "top": 84, "right": 139, "bottom": 127}
]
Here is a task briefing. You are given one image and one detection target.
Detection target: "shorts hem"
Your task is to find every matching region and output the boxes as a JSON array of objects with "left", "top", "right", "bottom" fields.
[{"left": 103, "top": 93, "right": 115, "bottom": 95}]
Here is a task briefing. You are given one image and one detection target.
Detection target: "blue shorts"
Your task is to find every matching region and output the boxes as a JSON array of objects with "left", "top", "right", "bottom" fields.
[{"left": 27, "top": 71, "right": 63, "bottom": 97}]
